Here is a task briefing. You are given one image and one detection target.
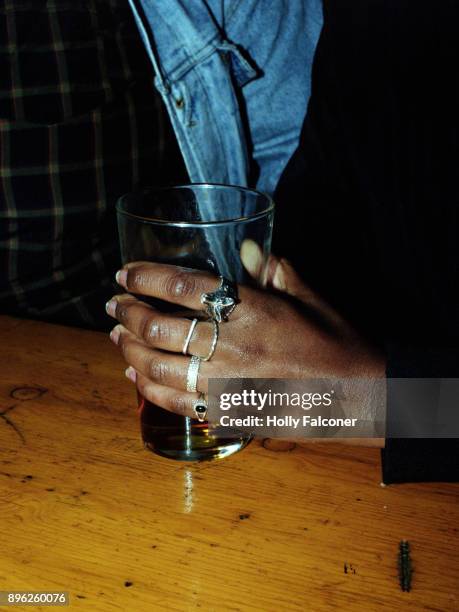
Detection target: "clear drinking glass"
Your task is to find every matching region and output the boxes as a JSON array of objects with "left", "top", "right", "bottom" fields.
[{"left": 116, "top": 184, "right": 274, "bottom": 461}]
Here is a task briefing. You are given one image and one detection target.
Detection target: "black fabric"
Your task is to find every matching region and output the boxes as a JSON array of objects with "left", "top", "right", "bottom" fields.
[{"left": 275, "top": 0, "right": 459, "bottom": 482}]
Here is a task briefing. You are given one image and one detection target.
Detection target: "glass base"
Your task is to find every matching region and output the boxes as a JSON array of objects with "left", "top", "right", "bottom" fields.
[
  {"left": 140, "top": 397, "right": 251, "bottom": 462},
  {"left": 143, "top": 432, "right": 252, "bottom": 462}
]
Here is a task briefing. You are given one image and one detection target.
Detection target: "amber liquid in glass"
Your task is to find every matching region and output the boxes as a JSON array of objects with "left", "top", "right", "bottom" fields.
[{"left": 138, "top": 394, "right": 251, "bottom": 461}]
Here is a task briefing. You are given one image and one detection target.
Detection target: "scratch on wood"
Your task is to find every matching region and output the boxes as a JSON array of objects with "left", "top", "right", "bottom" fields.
[{"left": 0, "top": 405, "right": 26, "bottom": 444}]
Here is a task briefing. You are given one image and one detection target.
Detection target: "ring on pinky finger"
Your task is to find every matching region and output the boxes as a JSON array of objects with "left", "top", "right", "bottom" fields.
[{"left": 129, "top": 369, "right": 200, "bottom": 420}]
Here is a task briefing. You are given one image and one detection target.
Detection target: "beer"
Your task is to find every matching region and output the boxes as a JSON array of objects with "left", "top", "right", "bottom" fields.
[{"left": 138, "top": 394, "right": 251, "bottom": 461}]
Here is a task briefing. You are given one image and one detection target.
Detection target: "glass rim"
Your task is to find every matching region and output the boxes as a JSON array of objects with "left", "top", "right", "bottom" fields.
[{"left": 116, "top": 183, "right": 275, "bottom": 227}]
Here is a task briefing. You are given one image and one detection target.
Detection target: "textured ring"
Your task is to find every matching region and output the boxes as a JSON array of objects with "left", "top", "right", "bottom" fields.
[
  {"left": 201, "top": 319, "right": 219, "bottom": 362},
  {"left": 200, "top": 276, "right": 239, "bottom": 323},
  {"left": 182, "top": 318, "right": 198, "bottom": 355},
  {"left": 193, "top": 393, "right": 208, "bottom": 422},
  {"left": 186, "top": 355, "right": 201, "bottom": 393}
]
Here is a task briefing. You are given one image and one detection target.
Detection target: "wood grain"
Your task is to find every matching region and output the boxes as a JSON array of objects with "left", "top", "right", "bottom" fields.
[{"left": 0, "top": 315, "right": 458, "bottom": 611}]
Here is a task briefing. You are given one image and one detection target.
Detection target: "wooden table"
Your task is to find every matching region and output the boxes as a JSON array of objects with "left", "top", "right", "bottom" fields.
[{"left": 0, "top": 315, "right": 458, "bottom": 611}]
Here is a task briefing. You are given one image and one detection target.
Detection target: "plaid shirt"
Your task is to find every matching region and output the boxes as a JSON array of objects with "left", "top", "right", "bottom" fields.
[{"left": 0, "top": 0, "right": 187, "bottom": 329}]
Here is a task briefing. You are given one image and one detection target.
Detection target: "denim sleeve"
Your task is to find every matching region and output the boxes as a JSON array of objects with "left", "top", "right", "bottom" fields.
[{"left": 222, "top": 0, "right": 324, "bottom": 193}]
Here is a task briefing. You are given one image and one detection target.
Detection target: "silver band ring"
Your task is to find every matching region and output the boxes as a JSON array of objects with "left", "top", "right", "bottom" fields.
[
  {"left": 201, "top": 319, "right": 219, "bottom": 362},
  {"left": 193, "top": 393, "right": 208, "bottom": 422},
  {"left": 186, "top": 355, "right": 201, "bottom": 393},
  {"left": 182, "top": 318, "right": 198, "bottom": 355},
  {"left": 201, "top": 276, "right": 239, "bottom": 323}
]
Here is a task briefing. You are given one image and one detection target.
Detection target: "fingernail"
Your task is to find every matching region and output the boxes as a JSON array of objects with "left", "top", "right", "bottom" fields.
[
  {"left": 116, "top": 269, "right": 128, "bottom": 287},
  {"left": 105, "top": 298, "right": 117, "bottom": 316},
  {"left": 273, "top": 261, "right": 287, "bottom": 291},
  {"left": 110, "top": 326, "right": 121, "bottom": 345},
  {"left": 240, "top": 239, "right": 262, "bottom": 278},
  {"left": 125, "top": 367, "right": 137, "bottom": 383}
]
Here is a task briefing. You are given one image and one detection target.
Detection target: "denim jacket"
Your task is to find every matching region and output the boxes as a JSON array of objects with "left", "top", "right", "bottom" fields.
[{"left": 128, "top": 0, "right": 323, "bottom": 196}]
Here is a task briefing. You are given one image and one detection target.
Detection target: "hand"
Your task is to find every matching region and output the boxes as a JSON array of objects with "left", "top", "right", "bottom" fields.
[{"left": 106, "top": 244, "right": 385, "bottom": 420}]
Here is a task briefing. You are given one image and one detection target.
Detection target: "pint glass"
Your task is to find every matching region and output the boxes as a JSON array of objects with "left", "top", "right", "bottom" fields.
[{"left": 116, "top": 184, "right": 274, "bottom": 461}]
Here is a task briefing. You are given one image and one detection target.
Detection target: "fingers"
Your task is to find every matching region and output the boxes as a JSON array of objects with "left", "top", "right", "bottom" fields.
[
  {"left": 241, "top": 240, "right": 266, "bottom": 281},
  {"left": 110, "top": 324, "right": 209, "bottom": 392},
  {"left": 106, "top": 293, "right": 217, "bottom": 357},
  {"left": 271, "top": 258, "right": 307, "bottom": 296},
  {"left": 240, "top": 242, "right": 339, "bottom": 315},
  {"left": 240, "top": 240, "right": 284, "bottom": 290},
  {"left": 240, "top": 242, "right": 335, "bottom": 311},
  {"left": 116, "top": 262, "right": 233, "bottom": 313},
  {"left": 130, "top": 369, "right": 199, "bottom": 419},
  {"left": 239, "top": 240, "right": 303, "bottom": 299},
  {"left": 271, "top": 258, "right": 347, "bottom": 328}
]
